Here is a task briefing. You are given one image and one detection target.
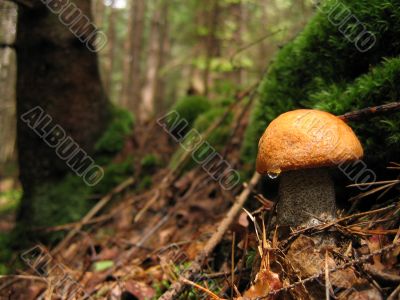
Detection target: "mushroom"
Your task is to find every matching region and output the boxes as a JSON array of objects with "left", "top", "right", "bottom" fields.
[{"left": 256, "top": 109, "right": 363, "bottom": 228}]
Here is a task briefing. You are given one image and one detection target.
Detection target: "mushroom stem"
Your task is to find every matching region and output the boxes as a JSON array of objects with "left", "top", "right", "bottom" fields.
[{"left": 277, "top": 168, "right": 336, "bottom": 228}]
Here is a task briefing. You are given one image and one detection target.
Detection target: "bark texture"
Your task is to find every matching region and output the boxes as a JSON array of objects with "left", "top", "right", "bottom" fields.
[{"left": 16, "top": 1, "right": 110, "bottom": 224}]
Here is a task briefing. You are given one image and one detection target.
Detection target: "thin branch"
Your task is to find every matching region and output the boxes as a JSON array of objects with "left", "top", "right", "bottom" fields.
[{"left": 338, "top": 102, "right": 400, "bottom": 122}]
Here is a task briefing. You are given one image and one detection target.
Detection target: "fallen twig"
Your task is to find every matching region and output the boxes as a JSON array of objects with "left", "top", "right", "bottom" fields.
[{"left": 180, "top": 276, "right": 227, "bottom": 300}]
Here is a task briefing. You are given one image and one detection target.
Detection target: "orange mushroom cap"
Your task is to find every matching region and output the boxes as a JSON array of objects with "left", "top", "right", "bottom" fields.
[{"left": 256, "top": 109, "right": 364, "bottom": 174}]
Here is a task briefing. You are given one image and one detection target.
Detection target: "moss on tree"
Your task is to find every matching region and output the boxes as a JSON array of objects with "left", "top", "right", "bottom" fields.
[
  {"left": 15, "top": 107, "right": 135, "bottom": 245},
  {"left": 242, "top": 0, "right": 400, "bottom": 170}
]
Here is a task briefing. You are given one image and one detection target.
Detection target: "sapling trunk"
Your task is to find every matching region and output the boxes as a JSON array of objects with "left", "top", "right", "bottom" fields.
[{"left": 277, "top": 168, "right": 336, "bottom": 228}]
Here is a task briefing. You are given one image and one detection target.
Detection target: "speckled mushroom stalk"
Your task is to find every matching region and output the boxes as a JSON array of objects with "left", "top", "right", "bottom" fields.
[
  {"left": 277, "top": 168, "right": 335, "bottom": 227},
  {"left": 256, "top": 109, "right": 363, "bottom": 228}
]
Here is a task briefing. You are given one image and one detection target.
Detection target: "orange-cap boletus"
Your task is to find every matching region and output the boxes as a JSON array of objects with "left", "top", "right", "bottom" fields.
[{"left": 256, "top": 109, "right": 363, "bottom": 227}]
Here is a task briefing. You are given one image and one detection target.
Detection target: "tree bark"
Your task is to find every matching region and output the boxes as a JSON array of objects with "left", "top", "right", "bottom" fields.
[
  {"left": 141, "top": 0, "right": 170, "bottom": 120},
  {"left": 105, "top": 0, "right": 117, "bottom": 95},
  {"left": 122, "top": 0, "right": 146, "bottom": 118},
  {"left": 0, "top": 2, "right": 17, "bottom": 164},
  {"left": 203, "top": 0, "right": 220, "bottom": 97},
  {"left": 16, "top": 0, "right": 110, "bottom": 225}
]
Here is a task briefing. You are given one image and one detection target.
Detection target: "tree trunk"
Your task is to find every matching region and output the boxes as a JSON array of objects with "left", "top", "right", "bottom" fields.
[
  {"left": 203, "top": 0, "right": 220, "bottom": 97},
  {"left": 105, "top": 0, "right": 117, "bottom": 95},
  {"left": 154, "top": 1, "right": 170, "bottom": 117},
  {"left": 16, "top": 1, "right": 110, "bottom": 227},
  {"left": 122, "top": 0, "right": 146, "bottom": 118},
  {"left": 233, "top": 0, "right": 245, "bottom": 85},
  {"left": 0, "top": 2, "right": 17, "bottom": 165},
  {"left": 141, "top": 0, "right": 170, "bottom": 121}
]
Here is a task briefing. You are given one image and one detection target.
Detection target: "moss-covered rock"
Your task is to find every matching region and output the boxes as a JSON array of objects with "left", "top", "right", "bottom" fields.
[{"left": 242, "top": 0, "right": 400, "bottom": 170}]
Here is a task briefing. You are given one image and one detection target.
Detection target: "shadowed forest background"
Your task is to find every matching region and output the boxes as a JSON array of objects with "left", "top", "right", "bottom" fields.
[{"left": 0, "top": 0, "right": 399, "bottom": 299}]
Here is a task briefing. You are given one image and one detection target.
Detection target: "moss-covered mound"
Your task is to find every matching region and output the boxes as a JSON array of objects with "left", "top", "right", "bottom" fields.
[
  {"left": 168, "top": 95, "right": 211, "bottom": 134},
  {"left": 242, "top": 0, "right": 400, "bottom": 170}
]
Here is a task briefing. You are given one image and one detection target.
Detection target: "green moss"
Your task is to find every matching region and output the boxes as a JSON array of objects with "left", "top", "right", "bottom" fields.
[
  {"left": 242, "top": 0, "right": 400, "bottom": 170},
  {"left": 0, "top": 233, "right": 11, "bottom": 274},
  {"left": 169, "top": 95, "right": 211, "bottom": 131},
  {"left": 92, "top": 158, "right": 134, "bottom": 195},
  {"left": 193, "top": 108, "right": 233, "bottom": 146},
  {"left": 12, "top": 105, "right": 136, "bottom": 247},
  {"left": 32, "top": 176, "right": 91, "bottom": 238},
  {"left": 169, "top": 108, "right": 234, "bottom": 171}
]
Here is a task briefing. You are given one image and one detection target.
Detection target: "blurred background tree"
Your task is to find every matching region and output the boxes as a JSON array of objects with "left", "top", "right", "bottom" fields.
[{"left": 91, "top": 0, "right": 313, "bottom": 121}]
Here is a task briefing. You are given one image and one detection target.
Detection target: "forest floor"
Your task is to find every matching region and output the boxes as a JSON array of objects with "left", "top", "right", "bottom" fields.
[{"left": 1, "top": 96, "right": 400, "bottom": 300}]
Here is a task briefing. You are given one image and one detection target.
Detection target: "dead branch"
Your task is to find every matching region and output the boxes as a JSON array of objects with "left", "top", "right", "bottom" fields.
[
  {"left": 338, "top": 102, "right": 400, "bottom": 122},
  {"left": 159, "top": 172, "right": 261, "bottom": 300}
]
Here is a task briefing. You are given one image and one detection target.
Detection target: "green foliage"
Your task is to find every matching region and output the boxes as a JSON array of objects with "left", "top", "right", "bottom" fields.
[
  {"left": 169, "top": 95, "right": 211, "bottom": 131},
  {"left": 242, "top": 0, "right": 400, "bottom": 169}
]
